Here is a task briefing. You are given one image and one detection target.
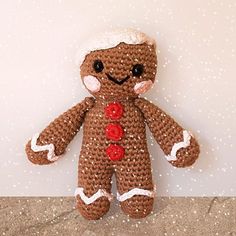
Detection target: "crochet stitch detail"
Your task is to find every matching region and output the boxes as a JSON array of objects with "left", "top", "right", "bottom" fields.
[
  {"left": 75, "top": 187, "right": 113, "bottom": 205},
  {"left": 31, "top": 133, "right": 58, "bottom": 162},
  {"left": 117, "top": 188, "right": 155, "bottom": 202},
  {"left": 165, "top": 130, "right": 192, "bottom": 161}
]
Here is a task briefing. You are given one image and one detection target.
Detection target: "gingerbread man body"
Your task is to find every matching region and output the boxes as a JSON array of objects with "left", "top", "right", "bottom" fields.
[{"left": 25, "top": 29, "right": 200, "bottom": 220}]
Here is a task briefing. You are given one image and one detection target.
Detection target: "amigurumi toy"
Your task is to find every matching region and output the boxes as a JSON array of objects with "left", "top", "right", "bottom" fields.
[{"left": 25, "top": 29, "right": 200, "bottom": 220}]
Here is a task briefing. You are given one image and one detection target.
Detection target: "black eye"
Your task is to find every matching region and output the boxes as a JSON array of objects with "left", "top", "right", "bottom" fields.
[
  {"left": 132, "top": 64, "right": 144, "bottom": 77},
  {"left": 93, "top": 60, "right": 104, "bottom": 73}
]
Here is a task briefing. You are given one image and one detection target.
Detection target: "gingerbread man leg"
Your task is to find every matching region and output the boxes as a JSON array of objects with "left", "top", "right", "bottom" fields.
[
  {"left": 115, "top": 153, "right": 154, "bottom": 219},
  {"left": 75, "top": 152, "right": 113, "bottom": 220}
]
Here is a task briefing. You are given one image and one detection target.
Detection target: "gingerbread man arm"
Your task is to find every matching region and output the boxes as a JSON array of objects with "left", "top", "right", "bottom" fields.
[
  {"left": 135, "top": 98, "right": 200, "bottom": 167},
  {"left": 25, "top": 97, "right": 95, "bottom": 165}
]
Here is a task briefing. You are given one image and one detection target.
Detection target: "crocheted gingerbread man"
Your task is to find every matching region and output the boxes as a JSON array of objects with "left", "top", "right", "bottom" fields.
[{"left": 25, "top": 29, "right": 200, "bottom": 220}]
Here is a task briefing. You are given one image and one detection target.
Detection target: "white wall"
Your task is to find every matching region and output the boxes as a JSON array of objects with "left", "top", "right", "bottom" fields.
[{"left": 0, "top": 0, "right": 235, "bottom": 196}]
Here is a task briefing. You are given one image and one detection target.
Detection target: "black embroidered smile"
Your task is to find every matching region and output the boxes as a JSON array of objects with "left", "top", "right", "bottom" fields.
[{"left": 106, "top": 73, "right": 130, "bottom": 85}]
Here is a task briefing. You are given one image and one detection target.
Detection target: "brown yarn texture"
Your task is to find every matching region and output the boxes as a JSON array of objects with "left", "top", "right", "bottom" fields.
[{"left": 25, "top": 42, "right": 200, "bottom": 220}]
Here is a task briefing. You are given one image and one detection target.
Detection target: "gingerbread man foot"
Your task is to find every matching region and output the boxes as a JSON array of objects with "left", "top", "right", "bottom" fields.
[
  {"left": 75, "top": 187, "right": 113, "bottom": 220},
  {"left": 118, "top": 190, "right": 154, "bottom": 218}
]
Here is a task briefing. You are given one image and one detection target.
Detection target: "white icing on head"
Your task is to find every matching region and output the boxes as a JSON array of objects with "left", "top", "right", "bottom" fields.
[
  {"left": 75, "top": 28, "right": 156, "bottom": 68},
  {"left": 83, "top": 75, "right": 101, "bottom": 92},
  {"left": 134, "top": 80, "right": 153, "bottom": 94}
]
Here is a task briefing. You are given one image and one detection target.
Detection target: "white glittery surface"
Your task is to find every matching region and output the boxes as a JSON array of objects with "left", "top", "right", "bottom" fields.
[{"left": 0, "top": 0, "right": 235, "bottom": 196}]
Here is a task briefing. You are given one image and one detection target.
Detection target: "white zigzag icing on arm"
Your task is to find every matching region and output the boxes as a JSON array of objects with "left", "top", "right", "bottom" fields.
[
  {"left": 31, "top": 133, "right": 58, "bottom": 162},
  {"left": 74, "top": 187, "right": 113, "bottom": 205},
  {"left": 117, "top": 188, "right": 155, "bottom": 202},
  {"left": 165, "top": 130, "right": 191, "bottom": 161}
]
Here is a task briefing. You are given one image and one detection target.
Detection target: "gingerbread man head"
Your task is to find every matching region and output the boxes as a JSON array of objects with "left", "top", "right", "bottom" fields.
[{"left": 77, "top": 29, "right": 158, "bottom": 99}]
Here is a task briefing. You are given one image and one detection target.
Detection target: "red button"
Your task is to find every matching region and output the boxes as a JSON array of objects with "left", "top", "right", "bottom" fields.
[
  {"left": 105, "top": 123, "right": 124, "bottom": 141},
  {"left": 106, "top": 144, "right": 125, "bottom": 161},
  {"left": 105, "top": 102, "right": 123, "bottom": 120}
]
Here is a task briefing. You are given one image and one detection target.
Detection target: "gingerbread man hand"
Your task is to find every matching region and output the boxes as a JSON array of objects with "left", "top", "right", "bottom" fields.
[
  {"left": 135, "top": 98, "right": 200, "bottom": 168},
  {"left": 25, "top": 97, "right": 95, "bottom": 165}
]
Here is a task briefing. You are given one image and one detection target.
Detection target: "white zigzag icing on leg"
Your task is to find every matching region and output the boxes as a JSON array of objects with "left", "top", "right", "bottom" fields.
[
  {"left": 117, "top": 188, "right": 155, "bottom": 202},
  {"left": 31, "top": 133, "right": 58, "bottom": 162},
  {"left": 74, "top": 187, "right": 113, "bottom": 205},
  {"left": 165, "top": 130, "right": 191, "bottom": 161}
]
